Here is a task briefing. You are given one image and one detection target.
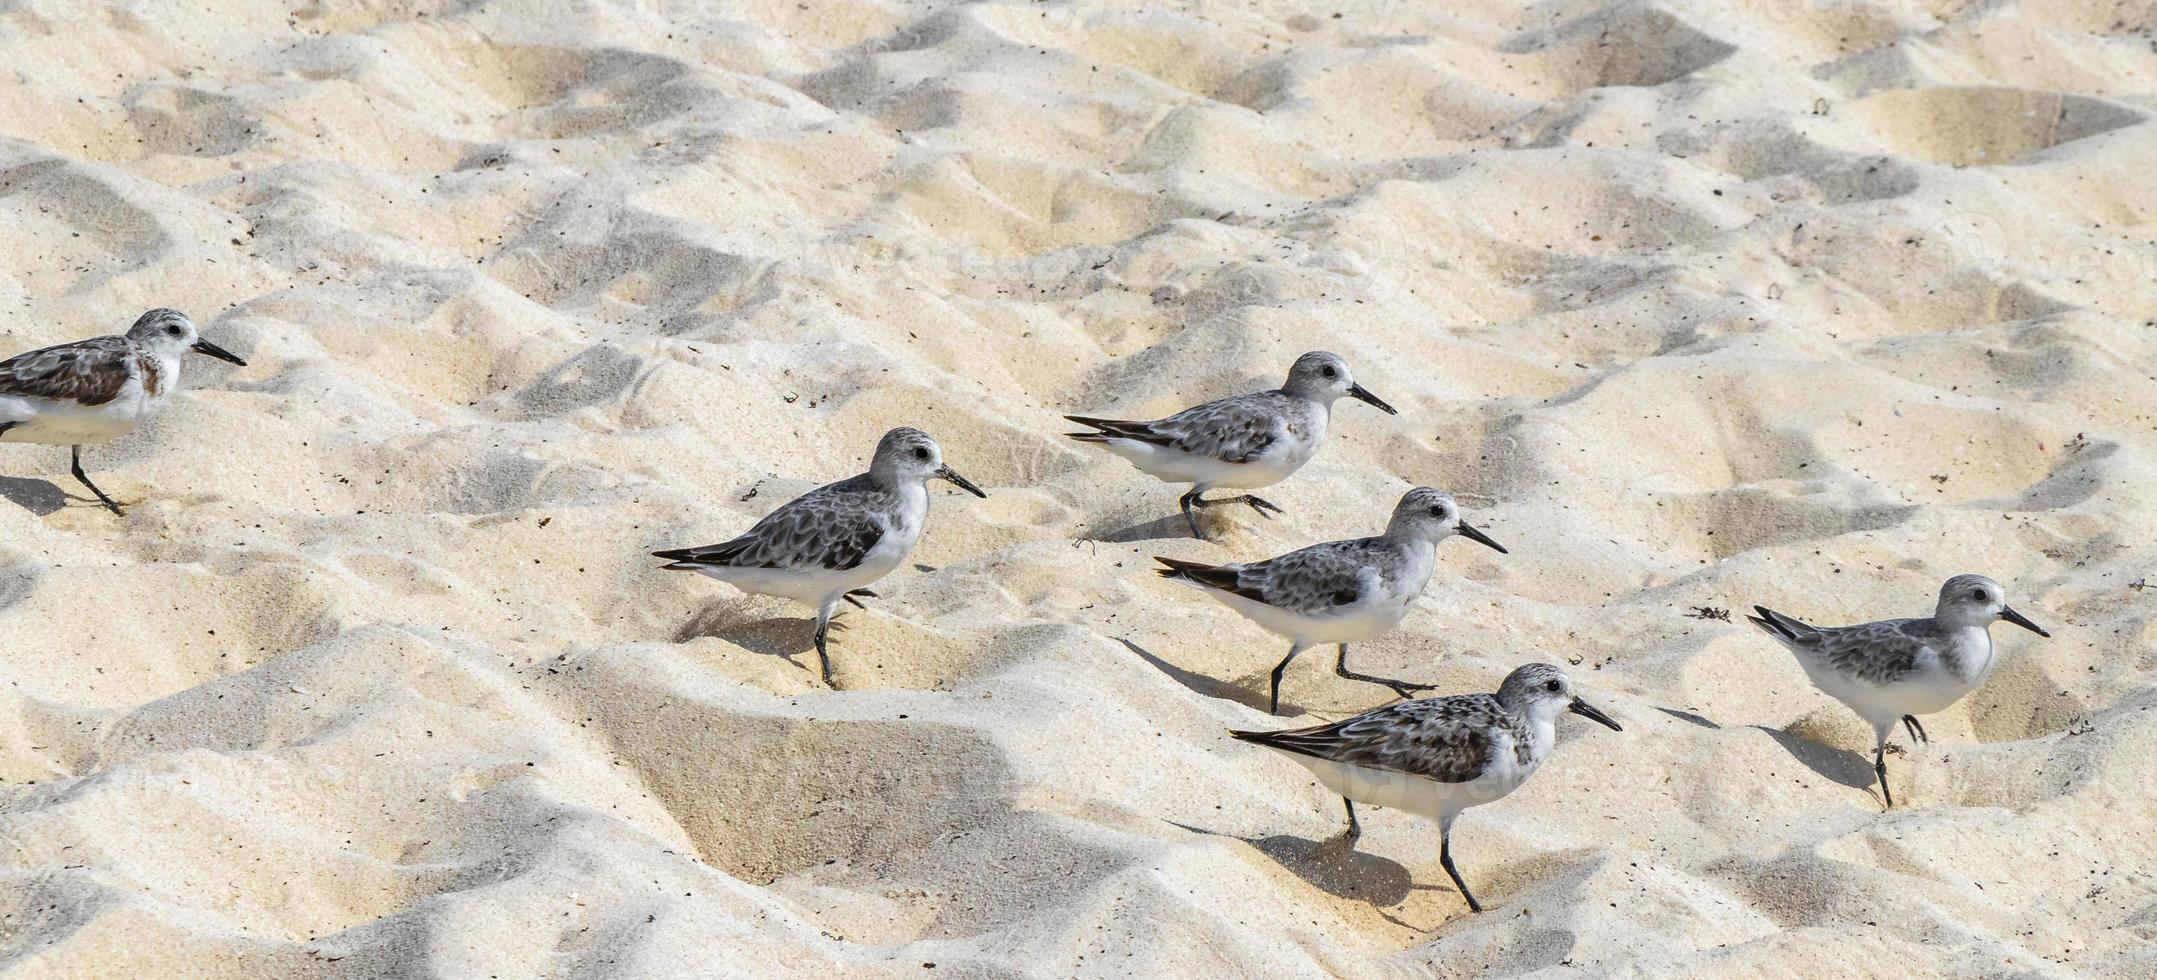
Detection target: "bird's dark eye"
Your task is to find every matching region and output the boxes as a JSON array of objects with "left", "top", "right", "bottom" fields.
[
  {"left": 913, "top": 447, "right": 929, "bottom": 460},
  {"left": 1545, "top": 680, "right": 1561, "bottom": 693},
  {"left": 1321, "top": 366, "right": 1337, "bottom": 378},
  {"left": 1429, "top": 506, "right": 1443, "bottom": 518},
  {"left": 1970, "top": 589, "right": 1987, "bottom": 602},
  {"left": 166, "top": 326, "right": 181, "bottom": 335}
]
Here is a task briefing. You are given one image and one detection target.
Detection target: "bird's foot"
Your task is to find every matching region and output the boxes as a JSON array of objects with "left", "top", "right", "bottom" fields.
[
  {"left": 1336, "top": 669, "right": 1433, "bottom": 701},
  {"left": 1194, "top": 494, "right": 1285, "bottom": 519}
]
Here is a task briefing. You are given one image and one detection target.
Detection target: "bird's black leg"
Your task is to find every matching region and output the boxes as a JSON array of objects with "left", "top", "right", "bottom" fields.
[
  {"left": 1874, "top": 740, "right": 1894, "bottom": 810},
  {"left": 1341, "top": 798, "right": 1362, "bottom": 845},
  {"left": 1333, "top": 644, "right": 1433, "bottom": 701},
  {"left": 843, "top": 589, "right": 878, "bottom": 610},
  {"left": 1193, "top": 494, "right": 1285, "bottom": 518},
  {"left": 1902, "top": 714, "right": 1928, "bottom": 745},
  {"left": 1268, "top": 643, "right": 1307, "bottom": 715},
  {"left": 1440, "top": 828, "right": 1482, "bottom": 913},
  {"left": 1178, "top": 488, "right": 1205, "bottom": 540},
  {"left": 70, "top": 445, "right": 122, "bottom": 516},
  {"left": 813, "top": 612, "right": 838, "bottom": 689}
]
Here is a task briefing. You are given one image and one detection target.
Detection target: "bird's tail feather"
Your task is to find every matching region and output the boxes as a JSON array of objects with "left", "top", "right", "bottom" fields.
[
  {"left": 652, "top": 542, "right": 747, "bottom": 570},
  {"left": 1153, "top": 555, "right": 1227, "bottom": 582}
]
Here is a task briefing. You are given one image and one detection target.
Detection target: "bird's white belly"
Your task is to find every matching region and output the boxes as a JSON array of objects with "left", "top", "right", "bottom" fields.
[
  {"left": 1287, "top": 755, "right": 1529, "bottom": 823},
  {"left": 1206, "top": 588, "right": 1409, "bottom": 646},
  {"left": 1103, "top": 433, "right": 1318, "bottom": 490},
  {"left": 0, "top": 390, "right": 155, "bottom": 445},
  {"left": 696, "top": 520, "right": 917, "bottom": 609},
  {"left": 1807, "top": 661, "right": 1978, "bottom": 727}
]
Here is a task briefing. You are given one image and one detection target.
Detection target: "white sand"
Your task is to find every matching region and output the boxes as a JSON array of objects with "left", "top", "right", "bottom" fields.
[{"left": 1, "top": 0, "right": 2153, "bottom": 975}]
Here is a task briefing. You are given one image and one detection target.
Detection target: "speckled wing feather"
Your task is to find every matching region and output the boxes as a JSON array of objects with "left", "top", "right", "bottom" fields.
[
  {"left": 1068, "top": 390, "right": 1297, "bottom": 464},
  {"left": 1170, "top": 537, "right": 1388, "bottom": 614},
  {"left": 1804, "top": 618, "right": 1941, "bottom": 685},
  {"left": 0, "top": 336, "right": 139, "bottom": 407},
  {"left": 654, "top": 475, "right": 891, "bottom": 572},
  {"left": 1234, "top": 695, "right": 1521, "bottom": 782}
]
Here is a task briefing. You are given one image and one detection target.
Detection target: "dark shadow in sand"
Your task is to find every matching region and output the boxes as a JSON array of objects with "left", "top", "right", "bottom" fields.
[
  {"left": 671, "top": 602, "right": 827, "bottom": 674},
  {"left": 1757, "top": 726, "right": 1879, "bottom": 798},
  {"left": 1089, "top": 514, "right": 1199, "bottom": 544},
  {"left": 1655, "top": 706, "right": 1722, "bottom": 729},
  {"left": 1119, "top": 637, "right": 1297, "bottom": 715},
  {"left": 1170, "top": 820, "right": 1416, "bottom": 906},
  {"left": 0, "top": 476, "right": 66, "bottom": 516}
]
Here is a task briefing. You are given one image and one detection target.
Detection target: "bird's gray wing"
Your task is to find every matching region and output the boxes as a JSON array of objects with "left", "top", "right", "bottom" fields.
[
  {"left": 1238, "top": 695, "right": 1511, "bottom": 782},
  {"left": 1149, "top": 391, "right": 1296, "bottom": 463},
  {"left": 1805, "top": 618, "right": 1938, "bottom": 685},
  {"left": 1072, "top": 391, "right": 1293, "bottom": 463},
  {"left": 655, "top": 476, "right": 890, "bottom": 572},
  {"left": 0, "top": 336, "right": 141, "bottom": 407},
  {"left": 1232, "top": 537, "right": 1386, "bottom": 615}
]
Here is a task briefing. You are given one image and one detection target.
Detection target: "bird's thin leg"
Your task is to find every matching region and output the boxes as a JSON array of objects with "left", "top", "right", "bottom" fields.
[
  {"left": 1439, "top": 820, "right": 1482, "bottom": 913},
  {"left": 1341, "top": 798, "right": 1362, "bottom": 844},
  {"left": 1902, "top": 714, "right": 1928, "bottom": 745},
  {"left": 843, "top": 588, "right": 878, "bottom": 610},
  {"left": 813, "top": 601, "right": 841, "bottom": 689},
  {"left": 1873, "top": 728, "right": 1894, "bottom": 810},
  {"left": 1332, "top": 643, "right": 1433, "bottom": 701},
  {"left": 1193, "top": 494, "right": 1285, "bottom": 518},
  {"left": 1178, "top": 488, "right": 1205, "bottom": 540},
  {"left": 1268, "top": 643, "right": 1308, "bottom": 715},
  {"left": 70, "top": 445, "right": 122, "bottom": 516}
]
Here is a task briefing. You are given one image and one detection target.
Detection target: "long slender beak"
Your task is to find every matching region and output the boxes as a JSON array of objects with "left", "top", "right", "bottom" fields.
[
  {"left": 1455, "top": 521, "right": 1507, "bottom": 554},
  {"left": 2000, "top": 606, "right": 2050, "bottom": 637},
  {"left": 1569, "top": 698, "right": 1622, "bottom": 732},
  {"left": 1346, "top": 383, "right": 1397, "bottom": 415},
  {"left": 191, "top": 339, "right": 247, "bottom": 366},
  {"left": 937, "top": 465, "right": 987, "bottom": 498}
]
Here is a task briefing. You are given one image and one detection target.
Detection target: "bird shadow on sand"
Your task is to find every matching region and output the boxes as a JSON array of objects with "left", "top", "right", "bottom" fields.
[
  {"left": 1117, "top": 638, "right": 1304, "bottom": 717},
  {"left": 1756, "top": 726, "right": 1880, "bottom": 796},
  {"left": 0, "top": 477, "right": 66, "bottom": 516},
  {"left": 1171, "top": 821, "right": 1417, "bottom": 907},
  {"left": 1654, "top": 706, "right": 1721, "bottom": 729},
  {"left": 1089, "top": 514, "right": 1199, "bottom": 544},
  {"left": 671, "top": 601, "right": 822, "bottom": 673}
]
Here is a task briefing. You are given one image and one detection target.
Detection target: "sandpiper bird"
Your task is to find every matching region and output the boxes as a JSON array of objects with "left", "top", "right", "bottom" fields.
[
  {"left": 1064, "top": 351, "right": 1396, "bottom": 540},
  {"left": 1233, "top": 663, "right": 1622, "bottom": 912},
  {"left": 1155, "top": 488, "right": 1505, "bottom": 713},
  {"left": 1747, "top": 574, "right": 2050, "bottom": 809},
  {"left": 0, "top": 308, "right": 247, "bottom": 516},
  {"left": 652, "top": 427, "right": 987, "bottom": 688}
]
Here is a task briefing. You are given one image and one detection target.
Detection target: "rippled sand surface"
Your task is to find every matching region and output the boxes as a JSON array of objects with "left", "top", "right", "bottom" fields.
[{"left": 1, "top": 0, "right": 2152, "bottom": 975}]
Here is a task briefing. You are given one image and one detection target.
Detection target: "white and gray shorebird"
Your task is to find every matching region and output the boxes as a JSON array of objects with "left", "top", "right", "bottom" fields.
[
  {"left": 1748, "top": 574, "right": 2050, "bottom": 809},
  {"left": 1232, "top": 663, "right": 1622, "bottom": 913},
  {"left": 0, "top": 308, "right": 247, "bottom": 516},
  {"left": 651, "top": 427, "right": 987, "bottom": 688},
  {"left": 1155, "top": 488, "right": 1506, "bottom": 714},
  {"left": 1064, "top": 351, "right": 1396, "bottom": 540}
]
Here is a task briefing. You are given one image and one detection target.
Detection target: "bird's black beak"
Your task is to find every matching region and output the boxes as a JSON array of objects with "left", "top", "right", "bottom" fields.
[
  {"left": 1569, "top": 698, "right": 1622, "bottom": 732},
  {"left": 2000, "top": 606, "right": 2050, "bottom": 637},
  {"left": 937, "top": 465, "right": 987, "bottom": 498},
  {"left": 1347, "top": 383, "right": 1397, "bottom": 415},
  {"left": 1455, "top": 521, "right": 1507, "bottom": 554},
  {"left": 191, "top": 339, "right": 246, "bottom": 366}
]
